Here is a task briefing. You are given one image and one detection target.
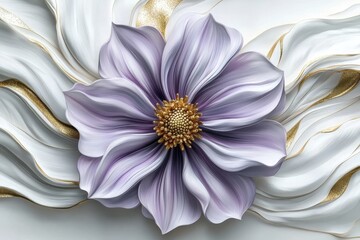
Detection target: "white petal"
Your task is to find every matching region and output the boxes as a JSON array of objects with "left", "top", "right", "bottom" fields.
[
  {"left": 53, "top": 0, "right": 115, "bottom": 76},
  {"left": 0, "top": 21, "right": 73, "bottom": 123},
  {"left": 0, "top": 88, "right": 84, "bottom": 207},
  {"left": 253, "top": 69, "right": 360, "bottom": 236},
  {"left": 167, "top": 0, "right": 360, "bottom": 44},
  {"left": 0, "top": 0, "right": 94, "bottom": 84},
  {"left": 271, "top": 15, "right": 360, "bottom": 90}
]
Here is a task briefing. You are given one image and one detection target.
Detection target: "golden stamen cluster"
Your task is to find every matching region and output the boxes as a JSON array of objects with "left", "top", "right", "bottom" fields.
[{"left": 154, "top": 94, "right": 202, "bottom": 151}]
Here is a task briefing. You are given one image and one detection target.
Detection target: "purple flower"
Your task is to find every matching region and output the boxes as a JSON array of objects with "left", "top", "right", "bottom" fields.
[{"left": 65, "top": 14, "right": 286, "bottom": 233}]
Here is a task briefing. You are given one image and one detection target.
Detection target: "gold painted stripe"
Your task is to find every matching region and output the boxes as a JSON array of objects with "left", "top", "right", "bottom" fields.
[
  {"left": 286, "top": 121, "right": 300, "bottom": 149},
  {"left": 286, "top": 117, "right": 360, "bottom": 160},
  {"left": 322, "top": 166, "right": 360, "bottom": 203},
  {"left": 311, "top": 70, "right": 360, "bottom": 106},
  {"left": 136, "top": 0, "right": 182, "bottom": 36},
  {"left": 267, "top": 33, "right": 285, "bottom": 61},
  {"left": 0, "top": 79, "right": 79, "bottom": 139},
  {"left": 0, "top": 187, "right": 21, "bottom": 198}
]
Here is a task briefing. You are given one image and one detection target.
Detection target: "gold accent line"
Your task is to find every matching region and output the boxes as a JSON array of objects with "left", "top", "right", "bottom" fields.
[
  {"left": 286, "top": 116, "right": 360, "bottom": 160},
  {"left": 322, "top": 166, "right": 360, "bottom": 203},
  {"left": 286, "top": 122, "right": 300, "bottom": 149},
  {"left": 0, "top": 127, "right": 79, "bottom": 185},
  {"left": 0, "top": 80, "right": 79, "bottom": 139},
  {"left": 0, "top": 187, "right": 22, "bottom": 198},
  {"left": 34, "top": 161, "right": 79, "bottom": 185},
  {"left": 136, "top": 0, "right": 182, "bottom": 36},
  {"left": 267, "top": 33, "right": 285, "bottom": 61},
  {"left": 285, "top": 70, "right": 360, "bottom": 158}
]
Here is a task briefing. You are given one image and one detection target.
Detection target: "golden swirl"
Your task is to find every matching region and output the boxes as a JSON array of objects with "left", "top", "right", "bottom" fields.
[
  {"left": 0, "top": 79, "right": 79, "bottom": 139},
  {"left": 267, "top": 33, "right": 285, "bottom": 61},
  {"left": 286, "top": 121, "right": 300, "bottom": 149},
  {"left": 322, "top": 166, "right": 360, "bottom": 203},
  {"left": 0, "top": 187, "right": 22, "bottom": 198},
  {"left": 136, "top": 0, "right": 182, "bottom": 36}
]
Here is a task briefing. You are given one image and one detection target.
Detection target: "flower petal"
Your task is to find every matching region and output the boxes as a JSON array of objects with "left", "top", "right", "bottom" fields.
[
  {"left": 99, "top": 24, "right": 165, "bottom": 103},
  {"left": 78, "top": 133, "right": 166, "bottom": 200},
  {"left": 161, "top": 14, "right": 242, "bottom": 101},
  {"left": 78, "top": 156, "right": 140, "bottom": 209},
  {"left": 89, "top": 141, "right": 168, "bottom": 198},
  {"left": 97, "top": 186, "right": 140, "bottom": 209},
  {"left": 65, "top": 78, "right": 155, "bottom": 157},
  {"left": 183, "top": 147, "right": 255, "bottom": 223},
  {"left": 139, "top": 150, "right": 201, "bottom": 234},
  {"left": 196, "top": 52, "right": 285, "bottom": 131},
  {"left": 196, "top": 120, "right": 286, "bottom": 175}
]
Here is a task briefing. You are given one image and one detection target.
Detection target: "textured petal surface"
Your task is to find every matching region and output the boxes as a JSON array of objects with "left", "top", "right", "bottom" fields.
[
  {"left": 65, "top": 78, "right": 155, "bottom": 157},
  {"left": 139, "top": 151, "right": 201, "bottom": 234},
  {"left": 183, "top": 147, "right": 255, "bottom": 223},
  {"left": 196, "top": 120, "right": 286, "bottom": 175},
  {"left": 197, "top": 52, "right": 285, "bottom": 132},
  {"left": 99, "top": 25, "right": 165, "bottom": 103},
  {"left": 78, "top": 133, "right": 164, "bottom": 200},
  {"left": 97, "top": 187, "right": 140, "bottom": 209},
  {"left": 161, "top": 14, "right": 242, "bottom": 100}
]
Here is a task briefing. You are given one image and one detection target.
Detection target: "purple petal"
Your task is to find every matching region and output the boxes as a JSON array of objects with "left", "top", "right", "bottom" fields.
[
  {"left": 196, "top": 120, "right": 286, "bottom": 175},
  {"left": 196, "top": 52, "right": 285, "bottom": 132},
  {"left": 99, "top": 24, "right": 165, "bottom": 103},
  {"left": 65, "top": 78, "right": 155, "bottom": 157},
  {"left": 183, "top": 147, "right": 255, "bottom": 223},
  {"left": 97, "top": 186, "right": 140, "bottom": 209},
  {"left": 80, "top": 133, "right": 167, "bottom": 199},
  {"left": 78, "top": 156, "right": 141, "bottom": 209},
  {"left": 161, "top": 14, "right": 242, "bottom": 101},
  {"left": 139, "top": 151, "right": 201, "bottom": 234},
  {"left": 78, "top": 155, "right": 101, "bottom": 193}
]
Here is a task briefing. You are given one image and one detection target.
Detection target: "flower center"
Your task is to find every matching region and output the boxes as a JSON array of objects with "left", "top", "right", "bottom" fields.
[{"left": 154, "top": 94, "right": 202, "bottom": 151}]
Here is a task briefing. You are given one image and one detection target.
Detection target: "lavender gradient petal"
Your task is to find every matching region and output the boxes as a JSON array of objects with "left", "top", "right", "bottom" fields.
[
  {"left": 99, "top": 24, "right": 165, "bottom": 103},
  {"left": 139, "top": 151, "right": 201, "bottom": 234},
  {"left": 196, "top": 52, "right": 285, "bottom": 132},
  {"left": 161, "top": 14, "right": 242, "bottom": 101},
  {"left": 196, "top": 120, "right": 286, "bottom": 175},
  {"left": 97, "top": 186, "right": 140, "bottom": 209},
  {"left": 79, "top": 156, "right": 141, "bottom": 209},
  {"left": 78, "top": 155, "right": 101, "bottom": 194},
  {"left": 80, "top": 133, "right": 166, "bottom": 200},
  {"left": 183, "top": 148, "right": 255, "bottom": 223},
  {"left": 65, "top": 78, "right": 155, "bottom": 157}
]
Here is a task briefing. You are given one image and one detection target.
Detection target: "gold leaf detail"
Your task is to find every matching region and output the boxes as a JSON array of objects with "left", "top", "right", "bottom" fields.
[
  {"left": 136, "top": 0, "right": 182, "bottom": 36},
  {"left": 0, "top": 79, "right": 79, "bottom": 139},
  {"left": 322, "top": 167, "right": 360, "bottom": 203}
]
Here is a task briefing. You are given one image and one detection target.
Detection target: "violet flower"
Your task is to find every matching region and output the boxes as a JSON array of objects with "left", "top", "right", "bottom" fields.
[{"left": 65, "top": 14, "right": 286, "bottom": 233}]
